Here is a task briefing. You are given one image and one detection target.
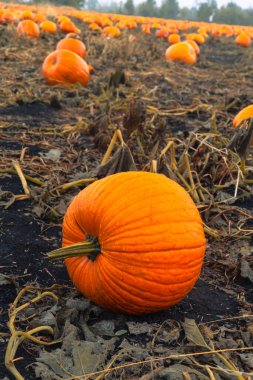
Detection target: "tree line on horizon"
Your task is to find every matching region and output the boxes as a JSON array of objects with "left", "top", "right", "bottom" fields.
[{"left": 19, "top": 0, "right": 253, "bottom": 26}]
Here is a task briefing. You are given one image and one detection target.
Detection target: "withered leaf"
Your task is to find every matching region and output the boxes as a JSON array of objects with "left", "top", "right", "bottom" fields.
[
  {"left": 240, "top": 259, "right": 253, "bottom": 283},
  {"left": 239, "top": 353, "right": 253, "bottom": 369},
  {"left": 227, "top": 118, "right": 253, "bottom": 159},
  {"left": 36, "top": 337, "right": 116, "bottom": 379},
  {"left": 97, "top": 144, "right": 136, "bottom": 178},
  {"left": 123, "top": 97, "right": 146, "bottom": 138},
  {"left": 94, "top": 131, "right": 112, "bottom": 152},
  {"left": 0, "top": 272, "right": 13, "bottom": 285},
  {"left": 40, "top": 149, "right": 62, "bottom": 162},
  {"left": 126, "top": 321, "right": 155, "bottom": 335},
  {"left": 90, "top": 113, "right": 109, "bottom": 136},
  {"left": 157, "top": 155, "right": 178, "bottom": 182},
  {"left": 182, "top": 319, "right": 210, "bottom": 349},
  {"left": 90, "top": 320, "right": 115, "bottom": 336},
  {"left": 146, "top": 364, "right": 210, "bottom": 380},
  {"left": 108, "top": 68, "right": 126, "bottom": 89}
]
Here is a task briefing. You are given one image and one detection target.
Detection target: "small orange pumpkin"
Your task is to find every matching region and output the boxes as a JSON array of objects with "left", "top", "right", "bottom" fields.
[
  {"left": 165, "top": 41, "right": 197, "bottom": 64},
  {"left": 42, "top": 49, "right": 89, "bottom": 86},
  {"left": 40, "top": 20, "right": 57, "bottom": 34},
  {"left": 59, "top": 20, "right": 80, "bottom": 34},
  {"left": 88, "top": 22, "right": 101, "bottom": 31},
  {"left": 17, "top": 20, "right": 40, "bottom": 38},
  {"left": 235, "top": 33, "right": 251, "bottom": 47},
  {"left": 48, "top": 171, "right": 206, "bottom": 315},
  {"left": 20, "top": 10, "right": 34, "bottom": 21},
  {"left": 56, "top": 38, "right": 86, "bottom": 59},
  {"left": 141, "top": 24, "right": 151, "bottom": 34},
  {"left": 168, "top": 33, "right": 181, "bottom": 44},
  {"left": 1, "top": 10, "right": 17, "bottom": 24},
  {"left": 155, "top": 29, "right": 168, "bottom": 39},
  {"left": 186, "top": 33, "right": 205, "bottom": 45},
  {"left": 102, "top": 26, "right": 121, "bottom": 38},
  {"left": 233, "top": 105, "right": 253, "bottom": 128},
  {"left": 34, "top": 13, "right": 46, "bottom": 24}
]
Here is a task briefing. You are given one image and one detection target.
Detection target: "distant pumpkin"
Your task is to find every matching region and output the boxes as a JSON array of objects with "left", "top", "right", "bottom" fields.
[
  {"left": 20, "top": 10, "right": 34, "bottom": 21},
  {"left": 56, "top": 38, "right": 86, "bottom": 59},
  {"left": 186, "top": 33, "right": 205, "bottom": 45},
  {"left": 17, "top": 20, "right": 40, "bottom": 38},
  {"left": 102, "top": 26, "right": 121, "bottom": 38},
  {"left": 88, "top": 22, "right": 101, "bottom": 31},
  {"left": 155, "top": 29, "right": 168, "bottom": 39},
  {"left": 165, "top": 41, "right": 197, "bottom": 64},
  {"left": 42, "top": 49, "right": 89, "bottom": 86},
  {"left": 40, "top": 20, "right": 57, "bottom": 34},
  {"left": 168, "top": 33, "right": 181, "bottom": 44},
  {"left": 59, "top": 20, "right": 80, "bottom": 34},
  {"left": 235, "top": 33, "right": 251, "bottom": 47},
  {"left": 34, "top": 13, "right": 46, "bottom": 24}
]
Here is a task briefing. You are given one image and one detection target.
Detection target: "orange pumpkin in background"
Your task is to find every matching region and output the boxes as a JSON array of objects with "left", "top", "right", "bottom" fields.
[
  {"left": 40, "top": 20, "right": 57, "bottom": 34},
  {"left": 235, "top": 33, "right": 251, "bottom": 47},
  {"left": 17, "top": 20, "right": 40, "bottom": 38},
  {"left": 88, "top": 22, "right": 101, "bottom": 31},
  {"left": 20, "top": 10, "right": 34, "bottom": 20},
  {"left": 48, "top": 172, "right": 206, "bottom": 315},
  {"left": 0, "top": 10, "right": 17, "bottom": 24},
  {"left": 141, "top": 23, "right": 151, "bottom": 34},
  {"left": 155, "top": 28, "right": 168, "bottom": 39},
  {"left": 102, "top": 26, "right": 121, "bottom": 38},
  {"left": 165, "top": 41, "right": 197, "bottom": 64},
  {"left": 56, "top": 38, "right": 86, "bottom": 59},
  {"left": 57, "top": 15, "right": 71, "bottom": 24},
  {"left": 59, "top": 20, "right": 80, "bottom": 34},
  {"left": 186, "top": 33, "right": 205, "bottom": 45},
  {"left": 42, "top": 49, "right": 89, "bottom": 86},
  {"left": 168, "top": 33, "right": 181, "bottom": 44},
  {"left": 34, "top": 13, "right": 46, "bottom": 24}
]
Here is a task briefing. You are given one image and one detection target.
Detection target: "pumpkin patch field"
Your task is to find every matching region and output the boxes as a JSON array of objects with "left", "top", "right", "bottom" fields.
[{"left": 0, "top": 3, "right": 253, "bottom": 379}]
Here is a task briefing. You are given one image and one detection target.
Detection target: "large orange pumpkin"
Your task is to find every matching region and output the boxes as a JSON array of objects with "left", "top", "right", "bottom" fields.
[
  {"left": 17, "top": 20, "right": 40, "bottom": 38},
  {"left": 165, "top": 41, "right": 197, "bottom": 64},
  {"left": 42, "top": 49, "right": 89, "bottom": 86},
  {"left": 56, "top": 38, "right": 86, "bottom": 59},
  {"left": 48, "top": 171, "right": 206, "bottom": 315}
]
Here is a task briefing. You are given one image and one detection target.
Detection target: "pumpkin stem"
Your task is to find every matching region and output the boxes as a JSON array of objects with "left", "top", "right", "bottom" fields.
[{"left": 47, "top": 236, "right": 101, "bottom": 261}]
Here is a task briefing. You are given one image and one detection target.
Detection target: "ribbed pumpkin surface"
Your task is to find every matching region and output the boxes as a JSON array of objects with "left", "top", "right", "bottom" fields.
[
  {"left": 42, "top": 49, "right": 89, "bottom": 86},
  {"left": 63, "top": 171, "right": 206, "bottom": 314}
]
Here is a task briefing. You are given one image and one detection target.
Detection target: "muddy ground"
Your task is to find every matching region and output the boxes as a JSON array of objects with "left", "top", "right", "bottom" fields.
[{"left": 0, "top": 19, "right": 252, "bottom": 380}]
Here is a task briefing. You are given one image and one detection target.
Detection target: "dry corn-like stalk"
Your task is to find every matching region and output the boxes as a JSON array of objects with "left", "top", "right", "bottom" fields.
[{"left": 5, "top": 287, "right": 59, "bottom": 380}]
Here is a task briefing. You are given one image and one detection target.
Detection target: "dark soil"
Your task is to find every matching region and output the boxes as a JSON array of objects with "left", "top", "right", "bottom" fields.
[{"left": 0, "top": 17, "right": 252, "bottom": 380}]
